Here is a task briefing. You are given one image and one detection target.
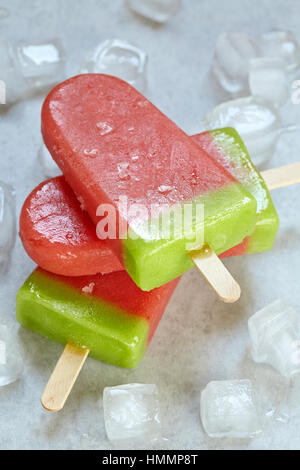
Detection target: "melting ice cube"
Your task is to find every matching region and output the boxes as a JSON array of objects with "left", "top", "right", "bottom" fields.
[
  {"left": 15, "top": 40, "right": 65, "bottom": 87},
  {"left": 212, "top": 30, "right": 300, "bottom": 97},
  {"left": 277, "top": 374, "right": 300, "bottom": 422},
  {"left": 204, "top": 96, "right": 291, "bottom": 168},
  {"left": 81, "top": 39, "right": 147, "bottom": 92},
  {"left": 0, "top": 325, "right": 23, "bottom": 387},
  {"left": 261, "top": 31, "right": 300, "bottom": 73},
  {"left": 212, "top": 32, "right": 260, "bottom": 96},
  {"left": 200, "top": 379, "right": 262, "bottom": 438},
  {"left": 126, "top": 0, "right": 181, "bottom": 23},
  {"left": 0, "top": 181, "right": 16, "bottom": 275},
  {"left": 0, "top": 39, "right": 65, "bottom": 105},
  {"left": 248, "top": 299, "right": 300, "bottom": 379},
  {"left": 249, "top": 58, "right": 289, "bottom": 108},
  {"left": 103, "top": 383, "right": 161, "bottom": 442},
  {"left": 0, "top": 40, "right": 27, "bottom": 104}
]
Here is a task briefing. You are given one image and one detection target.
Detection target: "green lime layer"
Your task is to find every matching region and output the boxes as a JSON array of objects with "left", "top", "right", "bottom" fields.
[
  {"left": 16, "top": 269, "right": 148, "bottom": 368},
  {"left": 122, "top": 181, "right": 257, "bottom": 291},
  {"left": 209, "top": 128, "right": 279, "bottom": 254}
]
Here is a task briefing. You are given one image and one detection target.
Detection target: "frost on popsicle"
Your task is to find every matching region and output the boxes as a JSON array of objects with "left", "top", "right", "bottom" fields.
[
  {"left": 103, "top": 383, "right": 161, "bottom": 443},
  {"left": 37, "top": 143, "right": 61, "bottom": 178},
  {"left": 200, "top": 380, "right": 262, "bottom": 439},
  {"left": 81, "top": 39, "right": 147, "bottom": 92},
  {"left": 204, "top": 96, "right": 295, "bottom": 168},
  {"left": 0, "top": 181, "right": 16, "bottom": 274},
  {"left": 0, "top": 39, "right": 65, "bottom": 105},
  {"left": 126, "top": 0, "right": 181, "bottom": 23},
  {"left": 248, "top": 299, "right": 300, "bottom": 379},
  {"left": 0, "top": 325, "right": 23, "bottom": 387}
]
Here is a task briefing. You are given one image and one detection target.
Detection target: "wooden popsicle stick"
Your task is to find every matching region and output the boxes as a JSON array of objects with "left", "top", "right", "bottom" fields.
[
  {"left": 262, "top": 162, "right": 300, "bottom": 191},
  {"left": 41, "top": 342, "right": 90, "bottom": 412},
  {"left": 189, "top": 245, "right": 241, "bottom": 303}
]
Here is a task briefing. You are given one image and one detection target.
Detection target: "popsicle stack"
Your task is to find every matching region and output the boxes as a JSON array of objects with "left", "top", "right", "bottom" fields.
[{"left": 16, "top": 74, "right": 299, "bottom": 411}]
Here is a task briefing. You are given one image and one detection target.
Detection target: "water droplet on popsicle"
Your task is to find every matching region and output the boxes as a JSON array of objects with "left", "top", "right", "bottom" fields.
[
  {"left": 96, "top": 122, "right": 114, "bottom": 135},
  {"left": 84, "top": 148, "right": 98, "bottom": 158},
  {"left": 158, "top": 185, "right": 173, "bottom": 194},
  {"left": 118, "top": 163, "right": 131, "bottom": 180}
]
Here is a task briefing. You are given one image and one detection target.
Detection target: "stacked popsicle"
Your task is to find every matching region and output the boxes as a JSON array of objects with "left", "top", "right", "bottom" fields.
[
  {"left": 40, "top": 74, "right": 258, "bottom": 292},
  {"left": 16, "top": 74, "right": 283, "bottom": 410}
]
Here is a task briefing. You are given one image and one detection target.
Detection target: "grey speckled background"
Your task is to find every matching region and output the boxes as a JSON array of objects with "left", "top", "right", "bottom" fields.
[{"left": 0, "top": 0, "right": 300, "bottom": 450}]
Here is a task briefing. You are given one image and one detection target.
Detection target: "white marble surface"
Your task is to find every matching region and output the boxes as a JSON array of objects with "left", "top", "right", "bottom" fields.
[{"left": 0, "top": 0, "right": 300, "bottom": 450}]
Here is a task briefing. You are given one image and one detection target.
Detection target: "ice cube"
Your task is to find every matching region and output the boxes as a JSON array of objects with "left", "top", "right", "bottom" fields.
[
  {"left": 212, "top": 33, "right": 261, "bottom": 96},
  {"left": 200, "top": 379, "right": 262, "bottom": 438},
  {"left": 81, "top": 39, "right": 147, "bottom": 93},
  {"left": 103, "top": 383, "right": 161, "bottom": 442},
  {"left": 287, "top": 374, "right": 300, "bottom": 414},
  {"left": 261, "top": 31, "right": 300, "bottom": 73},
  {"left": 0, "top": 40, "right": 28, "bottom": 104},
  {"left": 204, "top": 96, "right": 286, "bottom": 167},
  {"left": 248, "top": 299, "right": 300, "bottom": 379},
  {"left": 249, "top": 58, "right": 288, "bottom": 108},
  {"left": 0, "top": 39, "right": 65, "bottom": 105},
  {"left": 38, "top": 144, "right": 61, "bottom": 178},
  {"left": 278, "top": 374, "right": 300, "bottom": 421},
  {"left": 15, "top": 39, "right": 65, "bottom": 89},
  {"left": 0, "top": 181, "right": 16, "bottom": 274},
  {"left": 0, "top": 325, "right": 23, "bottom": 387},
  {"left": 126, "top": 0, "right": 181, "bottom": 23}
]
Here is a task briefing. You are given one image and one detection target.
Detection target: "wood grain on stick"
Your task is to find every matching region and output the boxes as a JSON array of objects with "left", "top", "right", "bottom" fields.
[
  {"left": 190, "top": 246, "right": 241, "bottom": 303},
  {"left": 41, "top": 342, "right": 89, "bottom": 412}
]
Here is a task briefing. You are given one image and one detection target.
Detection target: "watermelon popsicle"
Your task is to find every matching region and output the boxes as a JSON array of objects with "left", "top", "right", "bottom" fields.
[
  {"left": 20, "top": 127, "right": 278, "bottom": 278},
  {"left": 16, "top": 268, "right": 179, "bottom": 369},
  {"left": 42, "top": 74, "right": 257, "bottom": 293},
  {"left": 19, "top": 176, "right": 122, "bottom": 277},
  {"left": 192, "top": 128, "right": 279, "bottom": 257}
]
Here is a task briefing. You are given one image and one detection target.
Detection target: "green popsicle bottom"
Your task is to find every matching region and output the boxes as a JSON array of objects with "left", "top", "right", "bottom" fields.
[
  {"left": 122, "top": 180, "right": 257, "bottom": 291},
  {"left": 201, "top": 128, "right": 279, "bottom": 256},
  {"left": 16, "top": 270, "right": 148, "bottom": 369}
]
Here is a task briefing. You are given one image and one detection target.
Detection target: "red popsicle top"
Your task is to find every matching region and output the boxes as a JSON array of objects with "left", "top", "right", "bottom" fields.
[
  {"left": 41, "top": 74, "right": 236, "bottom": 240},
  {"left": 19, "top": 177, "right": 123, "bottom": 276}
]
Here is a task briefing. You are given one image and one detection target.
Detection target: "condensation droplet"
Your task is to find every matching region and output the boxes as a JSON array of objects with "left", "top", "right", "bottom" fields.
[
  {"left": 82, "top": 282, "right": 95, "bottom": 294},
  {"left": 158, "top": 185, "right": 173, "bottom": 194},
  {"left": 191, "top": 171, "right": 198, "bottom": 185},
  {"left": 118, "top": 162, "right": 131, "bottom": 180},
  {"left": 137, "top": 100, "right": 148, "bottom": 107},
  {"left": 77, "top": 196, "right": 86, "bottom": 211},
  {"left": 96, "top": 122, "right": 114, "bottom": 135},
  {"left": 84, "top": 148, "right": 98, "bottom": 157}
]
